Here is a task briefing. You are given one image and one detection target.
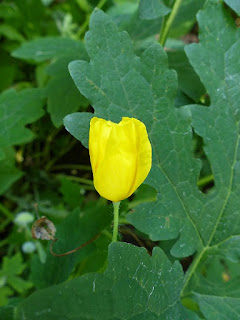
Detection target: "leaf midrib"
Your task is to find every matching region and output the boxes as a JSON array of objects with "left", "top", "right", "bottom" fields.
[
  {"left": 207, "top": 127, "right": 240, "bottom": 246},
  {"left": 151, "top": 138, "right": 205, "bottom": 247}
]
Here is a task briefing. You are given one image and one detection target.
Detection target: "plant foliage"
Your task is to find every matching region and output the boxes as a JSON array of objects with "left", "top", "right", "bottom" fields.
[{"left": 1, "top": 0, "right": 240, "bottom": 319}]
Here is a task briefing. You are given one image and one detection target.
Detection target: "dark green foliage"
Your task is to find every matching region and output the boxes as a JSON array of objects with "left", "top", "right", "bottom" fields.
[{"left": 1, "top": 0, "right": 240, "bottom": 319}]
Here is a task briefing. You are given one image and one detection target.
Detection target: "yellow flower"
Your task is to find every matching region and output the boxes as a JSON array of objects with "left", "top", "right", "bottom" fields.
[{"left": 89, "top": 117, "right": 152, "bottom": 202}]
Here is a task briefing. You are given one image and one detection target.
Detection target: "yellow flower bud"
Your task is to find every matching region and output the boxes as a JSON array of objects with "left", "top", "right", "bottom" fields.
[{"left": 89, "top": 117, "right": 152, "bottom": 202}]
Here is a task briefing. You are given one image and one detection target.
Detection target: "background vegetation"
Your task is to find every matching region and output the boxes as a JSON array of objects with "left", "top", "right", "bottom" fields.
[{"left": 1, "top": 0, "right": 240, "bottom": 319}]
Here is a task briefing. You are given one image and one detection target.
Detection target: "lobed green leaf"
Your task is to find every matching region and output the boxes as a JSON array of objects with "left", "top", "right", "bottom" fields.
[{"left": 16, "top": 243, "right": 192, "bottom": 320}]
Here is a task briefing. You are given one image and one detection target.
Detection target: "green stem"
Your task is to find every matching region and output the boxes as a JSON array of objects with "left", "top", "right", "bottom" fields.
[
  {"left": 159, "top": 0, "right": 183, "bottom": 46},
  {"left": 158, "top": 16, "right": 166, "bottom": 44},
  {"left": 112, "top": 201, "right": 120, "bottom": 242},
  {"left": 197, "top": 174, "right": 214, "bottom": 187},
  {"left": 181, "top": 247, "right": 207, "bottom": 297},
  {"left": 77, "top": 0, "right": 107, "bottom": 38},
  {"left": 77, "top": 14, "right": 90, "bottom": 38},
  {"left": 96, "top": 0, "right": 107, "bottom": 9}
]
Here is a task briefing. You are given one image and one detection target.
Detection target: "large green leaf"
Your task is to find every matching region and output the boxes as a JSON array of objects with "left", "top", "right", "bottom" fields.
[
  {"left": 176, "top": 1, "right": 240, "bottom": 315},
  {"left": 12, "top": 37, "right": 83, "bottom": 62},
  {"left": 66, "top": 8, "right": 201, "bottom": 258},
  {"left": 61, "top": 3, "right": 240, "bottom": 317},
  {"left": 131, "top": 0, "right": 240, "bottom": 260},
  {"left": 16, "top": 242, "right": 194, "bottom": 320},
  {"left": 184, "top": 0, "right": 240, "bottom": 254}
]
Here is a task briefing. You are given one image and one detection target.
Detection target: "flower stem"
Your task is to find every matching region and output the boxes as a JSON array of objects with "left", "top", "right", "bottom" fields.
[
  {"left": 112, "top": 201, "right": 120, "bottom": 242},
  {"left": 159, "top": 0, "right": 183, "bottom": 46}
]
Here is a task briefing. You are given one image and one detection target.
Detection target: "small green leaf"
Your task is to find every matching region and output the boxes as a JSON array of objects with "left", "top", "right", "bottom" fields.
[
  {"left": 59, "top": 175, "right": 83, "bottom": 208},
  {"left": 0, "top": 88, "right": 45, "bottom": 157},
  {"left": 2, "top": 253, "right": 25, "bottom": 276},
  {"left": 139, "top": 0, "right": 170, "bottom": 20},
  {"left": 7, "top": 276, "right": 32, "bottom": 294},
  {"left": 12, "top": 37, "right": 86, "bottom": 62},
  {"left": 0, "top": 253, "right": 32, "bottom": 303},
  {"left": 0, "top": 148, "right": 23, "bottom": 195},
  {"left": 0, "top": 24, "right": 24, "bottom": 42}
]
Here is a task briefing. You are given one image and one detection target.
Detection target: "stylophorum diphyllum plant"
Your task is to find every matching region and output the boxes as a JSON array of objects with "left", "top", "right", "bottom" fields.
[
  {"left": 13, "top": 0, "right": 240, "bottom": 318},
  {"left": 37, "top": 117, "right": 151, "bottom": 254},
  {"left": 89, "top": 117, "right": 152, "bottom": 242}
]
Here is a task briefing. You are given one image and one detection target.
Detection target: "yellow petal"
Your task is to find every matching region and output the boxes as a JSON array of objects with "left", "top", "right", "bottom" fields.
[
  {"left": 123, "top": 118, "right": 152, "bottom": 197},
  {"left": 89, "top": 117, "right": 113, "bottom": 174},
  {"left": 89, "top": 117, "right": 152, "bottom": 202}
]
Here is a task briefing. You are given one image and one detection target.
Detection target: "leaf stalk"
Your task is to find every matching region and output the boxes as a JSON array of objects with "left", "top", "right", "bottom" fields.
[{"left": 159, "top": 0, "right": 183, "bottom": 46}]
